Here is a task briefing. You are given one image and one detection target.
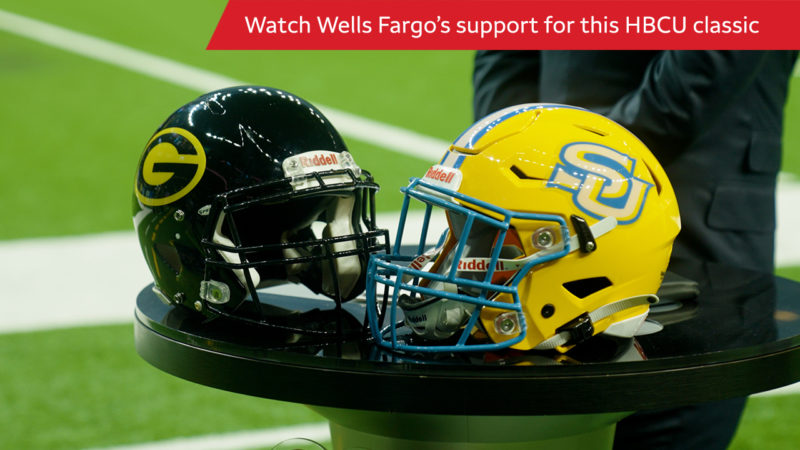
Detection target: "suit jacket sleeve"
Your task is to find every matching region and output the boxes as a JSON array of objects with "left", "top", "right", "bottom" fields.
[{"left": 604, "top": 51, "right": 774, "bottom": 164}]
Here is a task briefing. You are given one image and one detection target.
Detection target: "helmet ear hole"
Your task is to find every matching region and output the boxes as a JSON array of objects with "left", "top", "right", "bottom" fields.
[
  {"left": 563, "top": 277, "right": 613, "bottom": 299},
  {"left": 154, "top": 242, "right": 183, "bottom": 274}
]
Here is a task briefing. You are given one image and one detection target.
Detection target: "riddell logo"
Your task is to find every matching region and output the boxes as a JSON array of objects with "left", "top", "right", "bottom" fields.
[
  {"left": 300, "top": 153, "right": 338, "bottom": 168},
  {"left": 424, "top": 167, "right": 455, "bottom": 183},
  {"left": 407, "top": 314, "right": 428, "bottom": 324},
  {"left": 409, "top": 255, "right": 429, "bottom": 270},
  {"left": 457, "top": 259, "right": 506, "bottom": 272}
]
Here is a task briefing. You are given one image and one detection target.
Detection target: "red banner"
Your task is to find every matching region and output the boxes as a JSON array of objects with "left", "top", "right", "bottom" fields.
[{"left": 207, "top": 0, "right": 800, "bottom": 50}]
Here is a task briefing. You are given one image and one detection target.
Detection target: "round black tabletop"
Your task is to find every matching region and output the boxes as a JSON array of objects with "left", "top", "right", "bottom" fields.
[{"left": 135, "top": 258, "right": 800, "bottom": 416}]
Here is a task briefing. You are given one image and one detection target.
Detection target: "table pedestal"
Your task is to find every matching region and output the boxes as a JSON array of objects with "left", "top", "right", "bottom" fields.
[{"left": 310, "top": 406, "right": 630, "bottom": 450}]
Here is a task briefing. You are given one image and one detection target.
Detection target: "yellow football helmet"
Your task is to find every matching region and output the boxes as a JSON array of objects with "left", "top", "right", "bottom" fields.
[{"left": 366, "top": 104, "right": 680, "bottom": 353}]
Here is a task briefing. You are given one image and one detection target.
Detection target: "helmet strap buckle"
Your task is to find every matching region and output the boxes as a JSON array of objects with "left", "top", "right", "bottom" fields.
[{"left": 557, "top": 313, "right": 595, "bottom": 346}]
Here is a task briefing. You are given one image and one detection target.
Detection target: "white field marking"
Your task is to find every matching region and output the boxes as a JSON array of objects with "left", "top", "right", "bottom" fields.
[
  {"left": 776, "top": 173, "right": 800, "bottom": 267},
  {"left": 89, "top": 422, "right": 330, "bottom": 450},
  {"left": 0, "top": 9, "right": 449, "bottom": 162},
  {"left": 0, "top": 230, "right": 151, "bottom": 334},
  {"left": 754, "top": 381, "right": 800, "bottom": 397}
]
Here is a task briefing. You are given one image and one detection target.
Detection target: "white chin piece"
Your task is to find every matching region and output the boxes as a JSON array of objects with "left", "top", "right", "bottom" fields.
[
  {"left": 213, "top": 213, "right": 261, "bottom": 288},
  {"left": 321, "top": 196, "right": 361, "bottom": 298},
  {"left": 603, "top": 310, "right": 650, "bottom": 338}
]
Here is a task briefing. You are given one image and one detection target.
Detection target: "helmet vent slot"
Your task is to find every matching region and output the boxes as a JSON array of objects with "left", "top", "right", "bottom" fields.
[
  {"left": 643, "top": 162, "right": 663, "bottom": 195},
  {"left": 574, "top": 124, "right": 608, "bottom": 137},
  {"left": 563, "top": 277, "right": 612, "bottom": 299},
  {"left": 510, "top": 165, "right": 546, "bottom": 181}
]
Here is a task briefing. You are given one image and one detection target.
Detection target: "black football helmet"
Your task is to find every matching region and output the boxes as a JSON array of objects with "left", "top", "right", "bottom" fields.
[{"left": 133, "top": 86, "right": 389, "bottom": 330}]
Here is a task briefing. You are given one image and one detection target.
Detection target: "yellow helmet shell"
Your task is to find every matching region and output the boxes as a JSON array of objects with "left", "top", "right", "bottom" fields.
[
  {"left": 366, "top": 104, "right": 680, "bottom": 354},
  {"left": 449, "top": 104, "right": 680, "bottom": 351}
]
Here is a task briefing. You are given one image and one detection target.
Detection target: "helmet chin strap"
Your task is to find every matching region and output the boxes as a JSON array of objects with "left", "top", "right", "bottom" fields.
[{"left": 533, "top": 294, "right": 658, "bottom": 350}]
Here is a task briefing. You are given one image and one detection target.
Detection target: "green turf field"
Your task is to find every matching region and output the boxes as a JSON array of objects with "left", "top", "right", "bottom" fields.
[{"left": 1, "top": 1, "right": 799, "bottom": 449}]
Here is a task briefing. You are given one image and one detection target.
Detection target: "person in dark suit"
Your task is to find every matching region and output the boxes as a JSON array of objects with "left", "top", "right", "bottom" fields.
[{"left": 473, "top": 50, "right": 798, "bottom": 449}]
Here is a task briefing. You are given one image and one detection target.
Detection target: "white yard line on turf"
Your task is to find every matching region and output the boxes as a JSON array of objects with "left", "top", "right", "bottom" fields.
[
  {"left": 89, "top": 422, "right": 330, "bottom": 450},
  {"left": 754, "top": 382, "right": 800, "bottom": 397},
  {"left": 0, "top": 8, "right": 448, "bottom": 162}
]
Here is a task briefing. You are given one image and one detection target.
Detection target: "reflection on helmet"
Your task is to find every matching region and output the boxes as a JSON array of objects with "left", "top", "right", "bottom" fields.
[
  {"left": 366, "top": 104, "right": 680, "bottom": 353},
  {"left": 133, "top": 86, "right": 389, "bottom": 333}
]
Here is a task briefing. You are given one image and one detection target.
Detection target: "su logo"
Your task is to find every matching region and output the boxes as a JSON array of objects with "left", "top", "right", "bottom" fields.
[{"left": 547, "top": 142, "right": 652, "bottom": 224}]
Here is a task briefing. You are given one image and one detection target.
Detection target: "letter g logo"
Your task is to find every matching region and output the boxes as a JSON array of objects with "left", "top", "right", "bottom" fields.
[
  {"left": 547, "top": 142, "right": 652, "bottom": 224},
  {"left": 135, "top": 127, "right": 206, "bottom": 207}
]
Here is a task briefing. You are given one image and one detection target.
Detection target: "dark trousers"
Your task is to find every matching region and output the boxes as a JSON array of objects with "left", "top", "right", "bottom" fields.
[{"left": 614, "top": 397, "right": 747, "bottom": 450}]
